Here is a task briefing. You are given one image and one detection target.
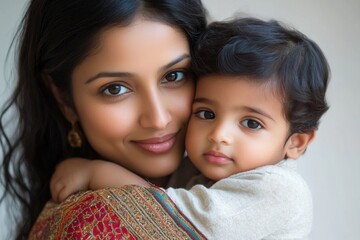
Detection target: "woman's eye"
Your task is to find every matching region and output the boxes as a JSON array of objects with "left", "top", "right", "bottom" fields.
[
  {"left": 161, "top": 71, "right": 185, "bottom": 84},
  {"left": 102, "top": 84, "right": 130, "bottom": 96},
  {"left": 241, "top": 119, "right": 262, "bottom": 130},
  {"left": 195, "top": 110, "right": 215, "bottom": 120}
]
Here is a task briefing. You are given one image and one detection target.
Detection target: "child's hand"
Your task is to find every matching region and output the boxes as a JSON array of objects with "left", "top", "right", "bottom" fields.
[
  {"left": 51, "top": 157, "right": 151, "bottom": 203},
  {"left": 50, "top": 157, "right": 92, "bottom": 202}
]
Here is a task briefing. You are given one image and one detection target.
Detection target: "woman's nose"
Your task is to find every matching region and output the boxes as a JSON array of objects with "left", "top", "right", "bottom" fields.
[{"left": 139, "top": 90, "right": 171, "bottom": 130}]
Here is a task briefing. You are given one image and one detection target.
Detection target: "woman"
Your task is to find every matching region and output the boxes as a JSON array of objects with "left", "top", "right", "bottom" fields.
[{"left": 0, "top": 0, "right": 207, "bottom": 239}]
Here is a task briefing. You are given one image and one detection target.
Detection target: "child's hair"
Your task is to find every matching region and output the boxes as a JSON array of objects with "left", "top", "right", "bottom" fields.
[{"left": 192, "top": 17, "right": 330, "bottom": 135}]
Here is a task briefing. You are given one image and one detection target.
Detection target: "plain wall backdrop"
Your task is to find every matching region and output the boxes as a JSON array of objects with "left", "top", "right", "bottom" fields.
[{"left": 1, "top": 0, "right": 359, "bottom": 239}]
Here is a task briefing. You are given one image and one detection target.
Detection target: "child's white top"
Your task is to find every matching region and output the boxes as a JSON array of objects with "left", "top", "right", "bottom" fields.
[{"left": 166, "top": 159, "right": 312, "bottom": 240}]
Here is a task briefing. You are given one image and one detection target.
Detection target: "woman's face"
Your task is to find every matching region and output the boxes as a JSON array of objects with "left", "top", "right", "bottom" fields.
[{"left": 70, "top": 19, "right": 194, "bottom": 181}]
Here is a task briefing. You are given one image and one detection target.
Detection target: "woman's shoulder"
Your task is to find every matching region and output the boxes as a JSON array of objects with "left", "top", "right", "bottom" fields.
[
  {"left": 29, "top": 186, "right": 206, "bottom": 240},
  {"left": 29, "top": 188, "right": 138, "bottom": 239}
]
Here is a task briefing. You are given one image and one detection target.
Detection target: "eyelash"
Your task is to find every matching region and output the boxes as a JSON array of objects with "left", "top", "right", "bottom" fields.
[
  {"left": 193, "top": 108, "right": 264, "bottom": 131},
  {"left": 240, "top": 119, "right": 264, "bottom": 130},
  {"left": 160, "top": 69, "right": 190, "bottom": 86},
  {"left": 194, "top": 109, "right": 216, "bottom": 120},
  {"left": 98, "top": 69, "right": 190, "bottom": 99},
  {"left": 100, "top": 82, "right": 131, "bottom": 98}
]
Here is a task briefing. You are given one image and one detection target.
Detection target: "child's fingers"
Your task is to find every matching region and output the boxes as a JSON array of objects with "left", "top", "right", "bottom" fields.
[
  {"left": 50, "top": 179, "right": 64, "bottom": 203},
  {"left": 50, "top": 171, "right": 61, "bottom": 196},
  {"left": 52, "top": 179, "right": 79, "bottom": 202},
  {"left": 57, "top": 186, "right": 72, "bottom": 202}
]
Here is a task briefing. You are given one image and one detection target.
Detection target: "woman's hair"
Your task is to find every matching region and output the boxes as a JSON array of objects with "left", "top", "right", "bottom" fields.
[
  {"left": 192, "top": 17, "right": 330, "bottom": 135},
  {"left": 0, "top": 0, "right": 207, "bottom": 238}
]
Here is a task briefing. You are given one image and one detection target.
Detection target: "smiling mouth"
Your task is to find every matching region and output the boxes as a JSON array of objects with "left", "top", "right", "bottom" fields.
[
  {"left": 203, "top": 150, "right": 232, "bottom": 165},
  {"left": 132, "top": 133, "right": 178, "bottom": 154}
]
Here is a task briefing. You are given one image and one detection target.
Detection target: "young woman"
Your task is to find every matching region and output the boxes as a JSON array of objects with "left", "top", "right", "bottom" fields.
[{"left": 0, "top": 0, "right": 207, "bottom": 239}]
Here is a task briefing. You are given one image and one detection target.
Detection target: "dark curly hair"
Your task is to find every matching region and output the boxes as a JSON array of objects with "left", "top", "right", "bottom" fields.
[{"left": 192, "top": 17, "right": 330, "bottom": 135}]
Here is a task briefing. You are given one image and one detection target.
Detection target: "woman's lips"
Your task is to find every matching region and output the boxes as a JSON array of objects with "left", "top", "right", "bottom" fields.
[
  {"left": 132, "top": 133, "right": 177, "bottom": 154},
  {"left": 203, "top": 151, "right": 232, "bottom": 165}
]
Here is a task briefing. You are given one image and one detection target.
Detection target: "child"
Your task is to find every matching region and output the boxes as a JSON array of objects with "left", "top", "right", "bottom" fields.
[{"left": 51, "top": 17, "right": 329, "bottom": 239}]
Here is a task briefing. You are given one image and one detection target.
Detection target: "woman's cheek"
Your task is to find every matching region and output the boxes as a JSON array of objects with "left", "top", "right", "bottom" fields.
[
  {"left": 185, "top": 116, "right": 198, "bottom": 156},
  {"left": 77, "top": 101, "right": 136, "bottom": 144},
  {"left": 176, "top": 82, "right": 195, "bottom": 123}
]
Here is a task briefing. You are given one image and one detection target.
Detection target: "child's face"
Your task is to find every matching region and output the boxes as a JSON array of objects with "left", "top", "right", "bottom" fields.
[{"left": 185, "top": 75, "right": 290, "bottom": 181}]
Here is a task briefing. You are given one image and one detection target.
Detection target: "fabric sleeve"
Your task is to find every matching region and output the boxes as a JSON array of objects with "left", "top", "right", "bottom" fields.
[
  {"left": 165, "top": 164, "right": 313, "bottom": 240},
  {"left": 28, "top": 186, "right": 207, "bottom": 240}
]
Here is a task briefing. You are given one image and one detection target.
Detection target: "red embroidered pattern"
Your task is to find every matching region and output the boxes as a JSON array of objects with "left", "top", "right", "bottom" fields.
[{"left": 29, "top": 186, "right": 206, "bottom": 240}]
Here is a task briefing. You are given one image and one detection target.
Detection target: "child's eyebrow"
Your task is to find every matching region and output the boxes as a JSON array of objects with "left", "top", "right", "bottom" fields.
[
  {"left": 238, "top": 106, "right": 275, "bottom": 122},
  {"left": 193, "top": 97, "right": 215, "bottom": 105},
  {"left": 193, "top": 97, "right": 275, "bottom": 121}
]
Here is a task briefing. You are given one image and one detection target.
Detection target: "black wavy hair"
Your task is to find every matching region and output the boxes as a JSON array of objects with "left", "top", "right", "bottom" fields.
[{"left": 0, "top": 0, "right": 207, "bottom": 239}]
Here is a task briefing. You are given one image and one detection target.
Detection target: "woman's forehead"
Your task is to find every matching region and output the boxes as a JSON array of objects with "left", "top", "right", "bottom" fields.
[
  {"left": 72, "top": 19, "right": 190, "bottom": 82},
  {"left": 91, "top": 18, "right": 186, "bottom": 52}
]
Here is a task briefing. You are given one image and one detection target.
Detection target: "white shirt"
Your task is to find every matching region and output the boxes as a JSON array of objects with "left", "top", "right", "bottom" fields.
[{"left": 166, "top": 160, "right": 313, "bottom": 240}]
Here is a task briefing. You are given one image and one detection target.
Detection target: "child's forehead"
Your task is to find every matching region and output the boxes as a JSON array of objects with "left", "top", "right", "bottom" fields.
[
  {"left": 197, "top": 74, "right": 279, "bottom": 91},
  {"left": 196, "top": 74, "right": 285, "bottom": 106},
  {"left": 194, "top": 75, "right": 287, "bottom": 122}
]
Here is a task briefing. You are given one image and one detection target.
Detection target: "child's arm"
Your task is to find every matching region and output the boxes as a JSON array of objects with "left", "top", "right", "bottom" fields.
[
  {"left": 50, "top": 157, "right": 150, "bottom": 202},
  {"left": 165, "top": 163, "right": 312, "bottom": 239}
]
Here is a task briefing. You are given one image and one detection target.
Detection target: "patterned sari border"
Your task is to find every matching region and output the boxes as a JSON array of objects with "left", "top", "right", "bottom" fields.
[{"left": 29, "top": 185, "right": 207, "bottom": 240}]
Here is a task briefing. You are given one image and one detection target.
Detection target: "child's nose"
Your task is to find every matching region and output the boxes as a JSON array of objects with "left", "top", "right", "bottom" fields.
[{"left": 207, "top": 121, "right": 233, "bottom": 145}]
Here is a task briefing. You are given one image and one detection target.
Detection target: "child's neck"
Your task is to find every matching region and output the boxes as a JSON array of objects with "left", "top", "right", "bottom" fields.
[{"left": 147, "top": 175, "right": 170, "bottom": 187}]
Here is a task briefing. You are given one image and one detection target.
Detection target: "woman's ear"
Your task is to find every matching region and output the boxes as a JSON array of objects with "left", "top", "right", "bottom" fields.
[
  {"left": 44, "top": 75, "right": 78, "bottom": 123},
  {"left": 285, "top": 131, "right": 315, "bottom": 160}
]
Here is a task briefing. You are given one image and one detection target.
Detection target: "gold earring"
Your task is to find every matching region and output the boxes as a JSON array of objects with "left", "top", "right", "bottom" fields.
[{"left": 68, "top": 122, "right": 82, "bottom": 148}]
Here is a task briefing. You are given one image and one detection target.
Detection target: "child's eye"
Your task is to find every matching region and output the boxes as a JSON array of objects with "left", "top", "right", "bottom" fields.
[
  {"left": 241, "top": 119, "right": 262, "bottom": 130},
  {"left": 195, "top": 110, "right": 215, "bottom": 120},
  {"left": 102, "top": 84, "right": 131, "bottom": 96}
]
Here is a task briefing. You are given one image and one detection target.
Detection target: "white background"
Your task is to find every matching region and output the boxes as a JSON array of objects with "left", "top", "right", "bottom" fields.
[{"left": 1, "top": 0, "right": 359, "bottom": 239}]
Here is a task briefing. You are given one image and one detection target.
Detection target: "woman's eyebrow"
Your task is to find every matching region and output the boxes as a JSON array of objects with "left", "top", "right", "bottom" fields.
[
  {"left": 159, "top": 54, "right": 191, "bottom": 72},
  {"left": 85, "top": 72, "right": 132, "bottom": 84},
  {"left": 85, "top": 54, "right": 190, "bottom": 84}
]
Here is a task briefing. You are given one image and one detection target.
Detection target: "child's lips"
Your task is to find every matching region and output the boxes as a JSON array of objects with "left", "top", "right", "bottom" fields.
[{"left": 203, "top": 150, "right": 232, "bottom": 165}]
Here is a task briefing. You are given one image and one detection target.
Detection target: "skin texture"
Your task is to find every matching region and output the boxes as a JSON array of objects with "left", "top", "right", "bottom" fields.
[
  {"left": 185, "top": 75, "right": 311, "bottom": 181},
  {"left": 51, "top": 75, "right": 315, "bottom": 201},
  {"left": 59, "top": 18, "right": 194, "bottom": 185}
]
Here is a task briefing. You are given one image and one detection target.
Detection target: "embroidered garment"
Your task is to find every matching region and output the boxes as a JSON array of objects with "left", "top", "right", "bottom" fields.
[{"left": 29, "top": 185, "right": 206, "bottom": 240}]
